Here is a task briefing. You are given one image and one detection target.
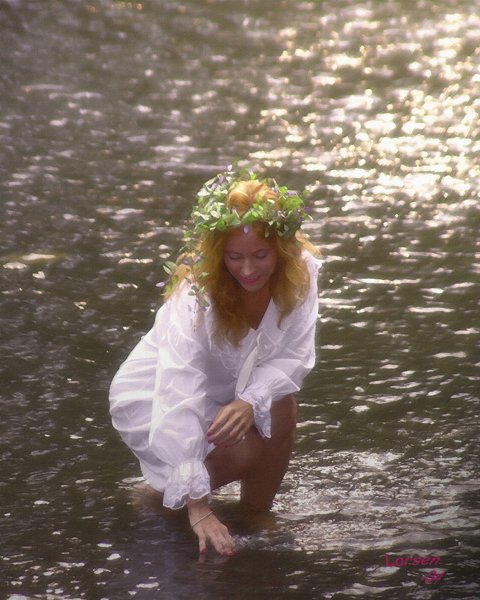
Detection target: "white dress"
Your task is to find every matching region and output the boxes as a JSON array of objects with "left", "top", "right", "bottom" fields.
[{"left": 109, "top": 251, "right": 321, "bottom": 509}]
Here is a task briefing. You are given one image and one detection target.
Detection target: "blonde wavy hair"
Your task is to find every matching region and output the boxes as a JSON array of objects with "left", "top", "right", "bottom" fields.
[{"left": 165, "top": 179, "right": 319, "bottom": 346}]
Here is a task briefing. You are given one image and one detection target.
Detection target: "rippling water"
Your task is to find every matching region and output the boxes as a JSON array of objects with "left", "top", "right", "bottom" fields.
[{"left": 1, "top": 1, "right": 479, "bottom": 598}]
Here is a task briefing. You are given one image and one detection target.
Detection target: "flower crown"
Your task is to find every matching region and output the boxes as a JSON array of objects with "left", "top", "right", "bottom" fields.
[
  {"left": 190, "top": 164, "right": 311, "bottom": 240},
  {"left": 160, "top": 165, "right": 312, "bottom": 303}
]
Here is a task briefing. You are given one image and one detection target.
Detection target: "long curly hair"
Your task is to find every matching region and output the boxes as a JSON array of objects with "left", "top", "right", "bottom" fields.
[{"left": 165, "top": 179, "right": 319, "bottom": 346}]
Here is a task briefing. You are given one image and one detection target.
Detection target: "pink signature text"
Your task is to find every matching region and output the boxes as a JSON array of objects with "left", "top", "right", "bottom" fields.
[{"left": 385, "top": 554, "right": 446, "bottom": 584}]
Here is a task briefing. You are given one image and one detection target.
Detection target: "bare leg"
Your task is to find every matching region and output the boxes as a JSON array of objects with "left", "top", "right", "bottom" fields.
[
  {"left": 240, "top": 394, "right": 296, "bottom": 511},
  {"left": 205, "top": 394, "right": 297, "bottom": 511},
  {"left": 205, "top": 423, "right": 264, "bottom": 489}
]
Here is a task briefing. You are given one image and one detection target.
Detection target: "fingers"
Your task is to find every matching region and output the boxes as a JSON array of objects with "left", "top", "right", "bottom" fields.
[
  {"left": 209, "top": 421, "right": 246, "bottom": 447},
  {"left": 198, "top": 535, "right": 208, "bottom": 556},
  {"left": 193, "top": 513, "right": 237, "bottom": 558},
  {"left": 207, "top": 400, "right": 253, "bottom": 446},
  {"left": 209, "top": 523, "right": 236, "bottom": 556}
]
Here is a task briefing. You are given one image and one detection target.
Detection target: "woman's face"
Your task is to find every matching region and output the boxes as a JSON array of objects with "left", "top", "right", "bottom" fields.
[{"left": 223, "top": 226, "right": 278, "bottom": 293}]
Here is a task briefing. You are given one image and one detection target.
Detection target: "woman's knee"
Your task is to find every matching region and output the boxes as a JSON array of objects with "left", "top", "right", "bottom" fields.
[
  {"left": 205, "top": 426, "right": 264, "bottom": 488},
  {"left": 206, "top": 397, "right": 297, "bottom": 490},
  {"left": 270, "top": 394, "right": 297, "bottom": 441}
]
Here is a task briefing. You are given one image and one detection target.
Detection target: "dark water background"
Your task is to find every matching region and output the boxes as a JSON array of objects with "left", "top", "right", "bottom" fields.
[{"left": 1, "top": 1, "right": 479, "bottom": 598}]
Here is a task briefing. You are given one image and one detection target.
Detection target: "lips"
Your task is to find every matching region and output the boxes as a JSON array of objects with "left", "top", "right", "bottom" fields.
[{"left": 239, "top": 275, "right": 261, "bottom": 286}]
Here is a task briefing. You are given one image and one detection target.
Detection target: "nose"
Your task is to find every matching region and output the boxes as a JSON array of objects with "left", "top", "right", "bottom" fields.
[{"left": 240, "top": 258, "right": 255, "bottom": 277}]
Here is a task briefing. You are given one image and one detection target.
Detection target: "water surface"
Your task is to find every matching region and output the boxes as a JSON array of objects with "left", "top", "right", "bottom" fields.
[{"left": 1, "top": 1, "right": 479, "bottom": 598}]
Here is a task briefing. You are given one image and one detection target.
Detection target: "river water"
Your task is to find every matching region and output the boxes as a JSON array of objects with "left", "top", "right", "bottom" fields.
[{"left": 1, "top": 1, "right": 479, "bottom": 598}]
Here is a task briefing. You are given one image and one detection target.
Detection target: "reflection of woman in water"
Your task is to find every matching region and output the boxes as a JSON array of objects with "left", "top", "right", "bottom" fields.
[{"left": 109, "top": 166, "right": 321, "bottom": 557}]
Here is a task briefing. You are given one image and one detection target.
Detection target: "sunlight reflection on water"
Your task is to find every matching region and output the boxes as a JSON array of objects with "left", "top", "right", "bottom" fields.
[{"left": 1, "top": 0, "right": 480, "bottom": 598}]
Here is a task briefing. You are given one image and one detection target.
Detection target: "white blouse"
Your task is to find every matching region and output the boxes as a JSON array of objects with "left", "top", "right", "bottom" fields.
[{"left": 109, "top": 251, "right": 321, "bottom": 509}]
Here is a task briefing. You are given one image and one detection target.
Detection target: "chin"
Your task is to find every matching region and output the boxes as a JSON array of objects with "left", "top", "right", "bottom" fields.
[{"left": 239, "top": 279, "right": 267, "bottom": 292}]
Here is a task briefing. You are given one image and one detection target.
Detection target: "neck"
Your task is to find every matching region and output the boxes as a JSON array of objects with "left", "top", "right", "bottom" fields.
[{"left": 240, "top": 284, "right": 272, "bottom": 330}]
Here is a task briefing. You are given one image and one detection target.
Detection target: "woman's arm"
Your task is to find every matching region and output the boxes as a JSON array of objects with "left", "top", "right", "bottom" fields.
[
  {"left": 187, "top": 497, "right": 237, "bottom": 557},
  {"left": 237, "top": 254, "right": 321, "bottom": 437},
  {"left": 207, "top": 253, "right": 321, "bottom": 445},
  {"left": 140, "top": 285, "right": 214, "bottom": 509}
]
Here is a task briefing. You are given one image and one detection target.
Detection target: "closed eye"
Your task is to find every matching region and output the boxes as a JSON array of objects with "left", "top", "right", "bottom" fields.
[{"left": 225, "top": 251, "right": 270, "bottom": 260}]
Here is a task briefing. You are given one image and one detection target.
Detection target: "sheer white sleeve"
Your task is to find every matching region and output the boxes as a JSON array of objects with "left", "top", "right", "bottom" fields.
[
  {"left": 143, "top": 285, "right": 212, "bottom": 509},
  {"left": 110, "top": 284, "right": 211, "bottom": 508},
  {"left": 238, "top": 253, "right": 321, "bottom": 438}
]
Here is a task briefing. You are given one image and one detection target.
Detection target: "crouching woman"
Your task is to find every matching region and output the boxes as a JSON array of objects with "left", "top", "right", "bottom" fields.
[{"left": 109, "top": 167, "right": 321, "bottom": 557}]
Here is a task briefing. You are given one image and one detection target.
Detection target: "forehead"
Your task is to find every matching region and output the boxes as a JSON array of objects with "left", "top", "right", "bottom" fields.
[{"left": 224, "top": 227, "right": 272, "bottom": 252}]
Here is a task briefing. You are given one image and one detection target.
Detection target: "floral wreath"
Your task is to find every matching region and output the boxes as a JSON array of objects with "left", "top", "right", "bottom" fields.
[
  {"left": 159, "top": 164, "right": 312, "bottom": 303},
  {"left": 190, "top": 163, "right": 311, "bottom": 239}
]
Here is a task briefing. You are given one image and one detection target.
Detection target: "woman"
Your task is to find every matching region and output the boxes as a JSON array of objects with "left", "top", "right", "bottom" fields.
[{"left": 109, "top": 166, "right": 321, "bottom": 557}]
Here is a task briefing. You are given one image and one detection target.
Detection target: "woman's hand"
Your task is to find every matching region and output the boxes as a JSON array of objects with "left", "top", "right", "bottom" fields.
[
  {"left": 187, "top": 498, "right": 237, "bottom": 557},
  {"left": 207, "top": 399, "right": 254, "bottom": 447}
]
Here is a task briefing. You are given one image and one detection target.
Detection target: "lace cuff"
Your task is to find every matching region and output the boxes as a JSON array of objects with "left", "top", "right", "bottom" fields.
[
  {"left": 238, "top": 386, "right": 272, "bottom": 438},
  {"left": 163, "top": 460, "right": 211, "bottom": 509}
]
